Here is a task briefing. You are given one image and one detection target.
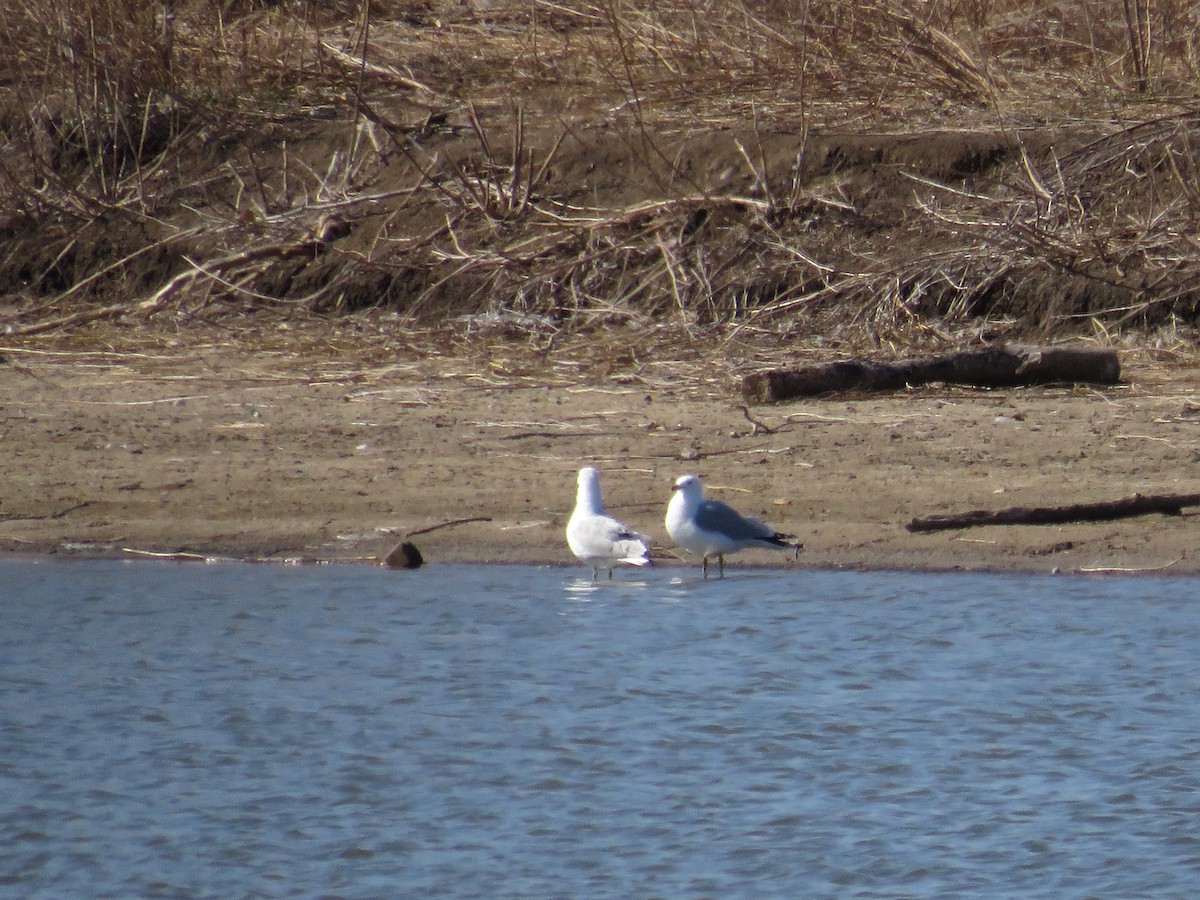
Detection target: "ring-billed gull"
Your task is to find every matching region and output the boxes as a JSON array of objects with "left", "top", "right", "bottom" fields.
[
  {"left": 665, "top": 473, "right": 797, "bottom": 577},
  {"left": 566, "top": 466, "right": 651, "bottom": 579}
]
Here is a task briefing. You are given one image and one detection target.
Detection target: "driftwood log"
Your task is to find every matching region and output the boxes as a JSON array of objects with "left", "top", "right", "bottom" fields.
[
  {"left": 907, "top": 492, "right": 1200, "bottom": 533},
  {"left": 742, "top": 344, "right": 1120, "bottom": 404}
]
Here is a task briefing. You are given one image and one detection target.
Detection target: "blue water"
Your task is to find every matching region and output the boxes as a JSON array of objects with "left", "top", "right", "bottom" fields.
[{"left": 2, "top": 560, "right": 1200, "bottom": 898}]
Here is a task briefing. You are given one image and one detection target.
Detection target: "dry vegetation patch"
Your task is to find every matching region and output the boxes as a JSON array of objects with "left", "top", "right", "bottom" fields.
[{"left": 1, "top": 0, "right": 1199, "bottom": 366}]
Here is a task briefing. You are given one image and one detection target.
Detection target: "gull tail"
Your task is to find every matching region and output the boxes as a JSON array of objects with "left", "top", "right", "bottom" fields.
[
  {"left": 762, "top": 534, "right": 794, "bottom": 548},
  {"left": 615, "top": 536, "right": 651, "bottom": 566},
  {"left": 760, "top": 532, "right": 804, "bottom": 558}
]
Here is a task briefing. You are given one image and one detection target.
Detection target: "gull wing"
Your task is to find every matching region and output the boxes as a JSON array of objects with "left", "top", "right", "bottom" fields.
[{"left": 695, "top": 499, "right": 783, "bottom": 542}]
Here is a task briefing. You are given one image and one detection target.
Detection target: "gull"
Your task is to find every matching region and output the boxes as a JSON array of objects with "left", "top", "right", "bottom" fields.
[
  {"left": 566, "top": 466, "right": 651, "bottom": 579},
  {"left": 665, "top": 473, "right": 797, "bottom": 577}
]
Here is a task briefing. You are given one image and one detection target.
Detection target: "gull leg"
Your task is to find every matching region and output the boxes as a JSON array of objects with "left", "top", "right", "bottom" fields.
[
  {"left": 591, "top": 565, "right": 600, "bottom": 581},
  {"left": 702, "top": 556, "right": 709, "bottom": 578},
  {"left": 607, "top": 568, "right": 613, "bottom": 580},
  {"left": 718, "top": 554, "right": 725, "bottom": 577}
]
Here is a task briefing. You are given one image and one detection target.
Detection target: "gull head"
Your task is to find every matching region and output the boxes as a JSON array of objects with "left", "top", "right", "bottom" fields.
[{"left": 671, "top": 473, "right": 703, "bottom": 498}]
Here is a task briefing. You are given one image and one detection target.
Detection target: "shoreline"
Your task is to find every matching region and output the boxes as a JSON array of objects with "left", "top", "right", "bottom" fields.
[{"left": 4, "top": 543, "right": 1195, "bottom": 579}]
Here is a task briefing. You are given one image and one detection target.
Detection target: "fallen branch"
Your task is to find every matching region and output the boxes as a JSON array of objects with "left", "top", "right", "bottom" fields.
[
  {"left": 317, "top": 40, "right": 436, "bottom": 95},
  {"left": 123, "top": 547, "right": 209, "bottom": 561},
  {"left": 405, "top": 516, "right": 492, "bottom": 538},
  {"left": 0, "top": 501, "right": 91, "bottom": 522},
  {"left": 9, "top": 218, "right": 344, "bottom": 337},
  {"left": 1077, "top": 557, "right": 1185, "bottom": 574},
  {"left": 742, "top": 344, "right": 1121, "bottom": 404},
  {"left": 907, "top": 491, "right": 1200, "bottom": 533},
  {"left": 737, "top": 404, "right": 778, "bottom": 434}
]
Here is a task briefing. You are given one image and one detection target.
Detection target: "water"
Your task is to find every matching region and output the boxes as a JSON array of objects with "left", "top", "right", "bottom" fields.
[{"left": 3, "top": 560, "right": 1200, "bottom": 899}]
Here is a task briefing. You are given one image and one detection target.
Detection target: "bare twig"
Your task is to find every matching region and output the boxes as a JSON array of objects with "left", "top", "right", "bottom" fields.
[
  {"left": 0, "top": 501, "right": 91, "bottom": 523},
  {"left": 406, "top": 516, "right": 493, "bottom": 538}
]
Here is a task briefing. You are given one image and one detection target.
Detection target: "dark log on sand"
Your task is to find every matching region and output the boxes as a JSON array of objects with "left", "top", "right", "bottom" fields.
[
  {"left": 907, "top": 492, "right": 1200, "bottom": 533},
  {"left": 742, "top": 344, "right": 1120, "bottom": 404}
]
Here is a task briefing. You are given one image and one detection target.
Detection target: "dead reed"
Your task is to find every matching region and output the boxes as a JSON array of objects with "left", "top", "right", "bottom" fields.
[{"left": 1, "top": 0, "right": 1199, "bottom": 357}]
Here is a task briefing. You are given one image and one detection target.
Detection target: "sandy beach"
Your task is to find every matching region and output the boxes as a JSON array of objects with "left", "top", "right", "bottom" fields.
[{"left": 4, "top": 321, "right": 1199, "bottom": 575}]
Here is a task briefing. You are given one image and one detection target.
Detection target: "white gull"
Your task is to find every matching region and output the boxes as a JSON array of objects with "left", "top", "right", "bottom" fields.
[
  {"left": 566, "top": 466, "right": 651, "bottom": 579},
  {"left": 665, "top": 473, "right": 797, "bottom": 577}
]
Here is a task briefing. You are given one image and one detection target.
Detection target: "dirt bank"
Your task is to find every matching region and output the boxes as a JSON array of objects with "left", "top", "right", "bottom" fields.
[{"left": 4, "top": 321, "right": 1199, "bottom": 575}]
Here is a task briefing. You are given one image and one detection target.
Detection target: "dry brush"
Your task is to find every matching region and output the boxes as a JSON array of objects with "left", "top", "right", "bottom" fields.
[{"left": 1, "top": 0, "right": 1199, "bottom": 350}]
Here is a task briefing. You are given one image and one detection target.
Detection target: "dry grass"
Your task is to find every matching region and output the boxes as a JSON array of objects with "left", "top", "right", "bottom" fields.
[{"left": 1, "top": 0, "right": 1199, "bottom": 359}]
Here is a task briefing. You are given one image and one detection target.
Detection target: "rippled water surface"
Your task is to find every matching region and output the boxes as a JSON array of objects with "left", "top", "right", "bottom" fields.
[{"left": 3, "top": 559, "right": 1200, "bottom": 898}]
